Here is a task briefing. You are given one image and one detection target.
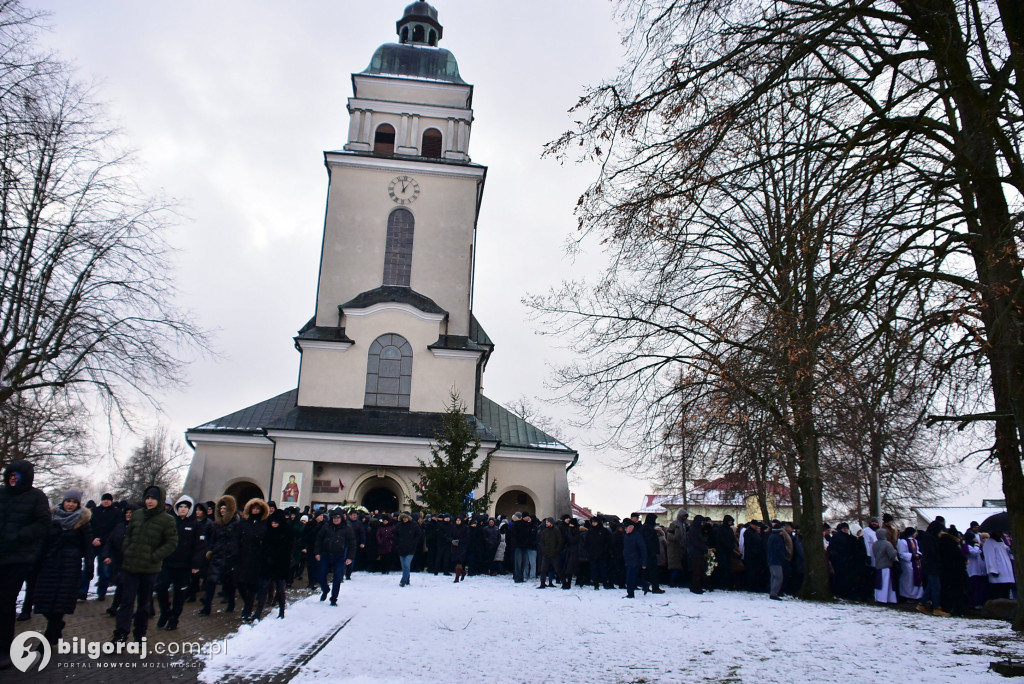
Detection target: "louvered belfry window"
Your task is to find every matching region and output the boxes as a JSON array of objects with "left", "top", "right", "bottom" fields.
[
  {"left": 374, "top": 124, "right": 396, "bottom": 155},
  {"left": 421, "top": 129, "right": 442, "bottom": 158}
]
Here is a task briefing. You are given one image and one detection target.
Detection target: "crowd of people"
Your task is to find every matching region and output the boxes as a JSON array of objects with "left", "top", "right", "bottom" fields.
[{"left": 0, "top": 457, "right": 1017, "bottom": 670}]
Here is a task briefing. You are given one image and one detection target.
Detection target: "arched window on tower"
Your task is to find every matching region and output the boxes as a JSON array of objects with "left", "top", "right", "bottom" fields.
[
  {"left": 374, "top": 124, "right": 396, "bottom": 155},
  {"left": 383, "top": 208, "right": 414, "bottom": 286},
  {"left": 400, "top": 27, "right": 409, "bottom": 43},
  {"left": 421, "top": 129, "right": 443, "bottom": 159},
  {"left": 428, "top": 29, "right": 437, "bottom": 46},
  {"left": 365, "top": 334, "right": 413, "bottom": 408},
  {"left": 412, "top": 24, "right": 425, "bottom": 43}
]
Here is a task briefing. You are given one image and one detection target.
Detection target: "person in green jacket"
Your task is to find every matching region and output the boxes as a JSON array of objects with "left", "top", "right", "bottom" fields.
[{"left": 111, "top": 484, "right": 177, "bottom": 643}]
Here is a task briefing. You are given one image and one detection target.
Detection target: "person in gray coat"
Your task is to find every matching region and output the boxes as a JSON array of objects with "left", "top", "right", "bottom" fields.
[{"left": 872, "top": 526, "right": 899, "bottom": 604}]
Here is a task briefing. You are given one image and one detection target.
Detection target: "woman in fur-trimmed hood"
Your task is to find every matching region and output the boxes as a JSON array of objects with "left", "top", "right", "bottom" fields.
[
  {"left": 236, "top": 498, "right": 269, "bottom": 620},
  {"left": 200, "top": 494, "right": 240, "bottom": 615},
  {"left": 33, "top": 489, "right": 93, "bottom": 644}
]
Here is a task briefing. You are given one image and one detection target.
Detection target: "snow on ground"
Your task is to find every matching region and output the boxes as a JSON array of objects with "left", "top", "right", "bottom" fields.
[{"left": 202, "top": 573, "right": 1024, "bottom": 684}]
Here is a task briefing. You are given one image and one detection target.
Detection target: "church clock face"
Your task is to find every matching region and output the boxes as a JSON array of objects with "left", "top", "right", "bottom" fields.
[{"left": 388, "top": 175, "right": 420, "bottom": 205}]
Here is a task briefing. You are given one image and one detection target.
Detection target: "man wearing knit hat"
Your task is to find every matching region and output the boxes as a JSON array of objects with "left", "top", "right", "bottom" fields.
[
  {"left": 112, "top": 484, "right": 177, "bottom": 643},
  {"left": 85, "top": 492, "right": 121, "bottom": 601}
]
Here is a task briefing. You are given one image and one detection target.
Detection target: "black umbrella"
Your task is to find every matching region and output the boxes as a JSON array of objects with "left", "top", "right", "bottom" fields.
[{"left": 979, "top": 511, "right": 1009, "bottom": 536}]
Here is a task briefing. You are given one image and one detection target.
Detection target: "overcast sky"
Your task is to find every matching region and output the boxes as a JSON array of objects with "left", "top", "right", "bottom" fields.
[
  {"left": 21, "top": 0, "right": 672, "bottom": 513},
  {"left": 25, "top": 0, "right": 1001, "bottom": 514}
]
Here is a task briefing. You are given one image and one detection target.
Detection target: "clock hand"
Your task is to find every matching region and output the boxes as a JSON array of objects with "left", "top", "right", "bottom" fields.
[{"left": 401, "top": 180, "right": 408, "bottom": 193}]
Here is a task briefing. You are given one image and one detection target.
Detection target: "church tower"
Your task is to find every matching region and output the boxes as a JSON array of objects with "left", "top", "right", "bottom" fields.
[
  {"left": 296, "top": 0, "right": 487, "bottom": 414},
  {"left": 184, "top": 2, "right": 576, "bottom": 518}
]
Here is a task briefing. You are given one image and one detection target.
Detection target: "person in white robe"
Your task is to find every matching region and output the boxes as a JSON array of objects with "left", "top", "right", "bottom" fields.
[
  {"left": 965, "top": 532, "right": 988, "bottom": 608},
  {"left": 863, "top": 518, "right": 879, "bottom": 568},
  {"left": 983, "top": 532, "right": 1016, "bottom": 600}
]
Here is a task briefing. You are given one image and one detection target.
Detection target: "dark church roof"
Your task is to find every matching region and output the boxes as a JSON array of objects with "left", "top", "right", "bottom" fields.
[
  {"left": 188, "top": 389, "right": 574, "bottom": 455},
  {"left": 294, "top": 317, "right": 354, "bottom": 346},
  {"left": 191, "top": 389, "right": 298, "bottom": 434},
  {"left": 361, "top": 43, "right": 465, "bottom": 84},
  {"left": 339, "top": 286, "right": 447, "bottom": 316},
  {"left": 474, "top": 395, "right": 573, "bottom": 453}
]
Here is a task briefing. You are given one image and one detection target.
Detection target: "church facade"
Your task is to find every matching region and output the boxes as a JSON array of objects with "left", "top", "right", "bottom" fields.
[{"left": 182, "top": 1, "right": 577, "bottom": 518}]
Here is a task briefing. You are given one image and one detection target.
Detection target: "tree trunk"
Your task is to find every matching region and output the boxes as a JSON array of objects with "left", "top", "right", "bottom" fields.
[
  {"left": 868, "top": 427, "right": 883, "bottom": 518},
  {"left": 793, "top": 404, "right": 831, "bottom": 601},
  {"left": 784, "top": 453, "right": 802, "bottom": 523}
]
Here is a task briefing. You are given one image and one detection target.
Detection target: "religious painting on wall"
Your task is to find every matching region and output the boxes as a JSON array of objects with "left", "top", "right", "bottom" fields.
[{"left": 281, "top": 472, "right": 302, "bottom": 504}]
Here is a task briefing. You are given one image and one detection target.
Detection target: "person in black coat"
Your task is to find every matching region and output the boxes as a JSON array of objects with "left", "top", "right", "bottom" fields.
[
  {"left": 434, "top": 514, "right": 454, "bottom": 576},
  {"left": 481, "top": 518, "right": 500, "bottom": 577},
  {"left": 714, "top": 516, "right": 738, "bottom": 590},
  {"left": 560, "top": 518, "right": 582, "bottom": 589},
  {"left": 236, "top": 498, "right": 269, "bottom": 622},
  {"left": 102, "top": 504, "right": 137, "bottom": 617},
  {"left": 917, "top": 519, "right": 945, "bottom": 615},
  {"left": 422, "top": 514, "right": 438, "bottom": 573},
  {"left": 156, "top": 495, "right": 202, "bottom": 630},
  {"left": 200, "top": 495, "right": 240, "bottom": 616},
  {"left": 1, "top": 459, "right": 51, "bottom": 664},
  {"left": 394, "top": 512, "right": 423, "bottom": 587},
  {"left": 450, "top": 516, "right": 470, "bottom": 582},
  {"left": 510, "top": 513, "right": 532, "bottom": 583},
  {"left": 346, "top": 510, "right": 366, "bottom": 579},
  {"left": 86, "top": 493, "right": 121, "bottom": 601},
  {"left": 686, "top": 515, "right": 710, "bottom": 594},
  {"left": 609, "top": 520, "right": 626, "bottom": 589},
  {"left": 938, "top": 528, "right": 967, "bottom": 616},
  {"left": 256, "top": 510, "right": 293, "bottom": 620},
  {"left": 622, "top": 520, "right": 648, "bottom": 598},
  {"left": 825, "top": 523, "right": 859, "bottom": 598},
  {"left": 585, "top": 517, "right": 611, "bottom": 590},
  {"left": 33, "top": 489, "right": 92, "bottom": 645},
  {"left": 315, "top": 508, "right": 356, "bottom": 606},
  {"left": 743, "top": 522, "right": 767, "bottom": 593},
  {"left": 640, "top": 514, "right": 664, "bottom": 594},
  {"left": 302, "top": 510, "right": 326, "bottom": 590},
  {"left": 187, "top": 503, "right": 211, "bottom": 602},
  {"left": 466, "top": 516, "right": 484, "bottom": 576}
]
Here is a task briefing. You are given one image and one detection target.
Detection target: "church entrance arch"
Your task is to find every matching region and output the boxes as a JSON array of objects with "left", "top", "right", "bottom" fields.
[
  {"left": 352, "top": 473, "right": 407, "bottom": 514},
  {"left": 495, "top": 489, "right": 535, "bottom": 519},
  {"left": 224, "top": 480, "right": 264, "bottom": 508},
  {"left": 363, "top": 487, "right": 399, "bottom": 513}
]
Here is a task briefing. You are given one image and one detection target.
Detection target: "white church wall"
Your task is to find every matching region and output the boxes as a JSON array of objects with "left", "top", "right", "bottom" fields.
[
  {"left": 269, "top": 432, "right": 433, "bottom": 469},
  {"left": 269, "top": 458, "right": 314, "bottom": 510},
  {"left": 297, "top": 308, "right": 477, "bottom": 411},
  {"left": 316, "top": 162, "right": 483, "bottom": 336},
  {"left": 189, "top": 440, "right": 274, "bottom": 503},
  {"left": 490, "top": 453, "right": 572, "bottom": 519},
  {"left": 353, "top": 76, "right": 471, "bottom": 110}
]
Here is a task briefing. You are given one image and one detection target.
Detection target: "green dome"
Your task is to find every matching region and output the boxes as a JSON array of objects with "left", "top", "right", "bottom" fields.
[{"left": 362, "top": 43, "right": 465, "bottom": 84}]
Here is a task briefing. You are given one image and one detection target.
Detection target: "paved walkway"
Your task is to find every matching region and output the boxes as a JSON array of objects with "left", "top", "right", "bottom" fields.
[{"left": 10, "top": 586, "right": 316, "bottom": 683}]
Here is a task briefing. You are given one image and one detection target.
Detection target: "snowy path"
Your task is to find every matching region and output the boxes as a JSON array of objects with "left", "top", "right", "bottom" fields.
[
  {"left": 201, "top": 573, "right": 1024, "bottom": 683},
  {"left": 200, "top": 594, "right": 355, "bottom": 683}
]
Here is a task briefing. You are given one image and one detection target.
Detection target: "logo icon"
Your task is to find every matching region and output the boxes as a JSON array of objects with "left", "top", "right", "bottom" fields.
[{"left": 10, "top": 630, "right": 51, "bottom": 672}]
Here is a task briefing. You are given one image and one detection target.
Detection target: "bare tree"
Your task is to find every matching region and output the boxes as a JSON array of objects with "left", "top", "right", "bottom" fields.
[
  {"left": 544, "top": 0, "right": 1023, "bottom": 620},
  {"left": 0, "top": 0, "right": 208, "bottom": 473},
  {"left": 0, "top": 387, "right": 90, "bottom": 478},
  {"left": 108, "top": 427, "right": 186, "bottom": 501},
  {"left": 535, "top": 55, "right": 930, "bottom": 600}
]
